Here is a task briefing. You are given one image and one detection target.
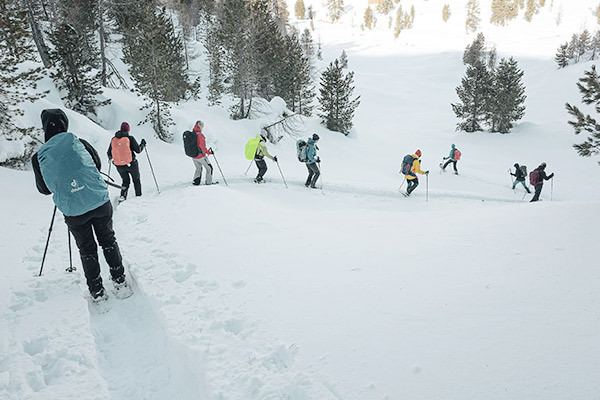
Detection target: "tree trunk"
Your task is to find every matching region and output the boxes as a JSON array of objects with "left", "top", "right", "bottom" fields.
[{"left": 25, "top": 0, "right": 51, "bottom": 68}]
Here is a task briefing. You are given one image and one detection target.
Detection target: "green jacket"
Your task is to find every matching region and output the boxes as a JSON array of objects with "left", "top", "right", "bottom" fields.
[{"left": 255, "top": 134, "right": 274, "bottom": 160}]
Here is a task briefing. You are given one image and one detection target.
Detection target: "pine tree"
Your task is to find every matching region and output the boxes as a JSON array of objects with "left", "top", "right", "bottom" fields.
[
  {"left": 555, "top": 43, "right": 570, "bottom": 68},
  {"left": 442, "top": 4, "right": 451, "bottom": 22},
  {"left": 465, "top": 0, "right": 481, "bottom": 33},
  {"left": 206, "top": 23, "right": 226, "bottom": 106},
  {"left": 49, "top": 23, "right": 110, "bottom": 117},
  {"left": 339, "top": 50, "right": 348, "bottom": 69},
  {"left": 487, "top": 57, "right": 526, "bottom": 133},
  {"left": 318, "top": 59, "right": 360, "bottom": 135},
  {"left": 116, "top": 2, "right": 190, "bottom": 141},
  {"left": 0, "top": 0, "right": 48, "bottom": 167},
  {"left": 452, "top": 60, "right": 493, "bottom": 132},
  {"left": 295, "top": 0, "right": 305, "bottom": 19},
  {"left": 577, "top": 30, "right": 591, "bottom": 60},
  {"left": 325, "top": 0, "right": 344, "bottom": 22},
  {"left": 566, "top": 65, "right": 600, "bottom": 163},
  {"left": 590, "top": 31, "right": 600, "bottom": 61},
  {"left": 463, "top": 33, "right": 486, "bottom": 66}
]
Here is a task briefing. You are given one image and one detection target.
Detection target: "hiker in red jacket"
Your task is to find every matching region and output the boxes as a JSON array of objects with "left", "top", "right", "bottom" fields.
[
  {"left": 107, "top": 122, "right": 146, "bottom": 202},
  {"left": 192, "top": 120, "right": 214, "bottom": 185},
  {"left": 529, "top": 162, "right": 554, "bottom": 202}
]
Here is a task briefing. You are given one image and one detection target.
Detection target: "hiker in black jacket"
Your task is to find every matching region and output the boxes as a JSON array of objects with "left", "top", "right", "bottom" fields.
[
  {"left": 530, "top": 162, "right": 554, "bottom": 202},
  {"left": 107, "top": 122, "right": 146, "bottom": 201},
  {"left": 511, "top": 163, "right": 531, "bottom": 193}
]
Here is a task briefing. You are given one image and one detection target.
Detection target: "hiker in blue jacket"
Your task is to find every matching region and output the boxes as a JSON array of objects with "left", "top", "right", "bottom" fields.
[
  {"left": 305, "top": 133, "right": 320, "bottom": 188},
  {"left": 441, "top": 144, "right": 459, "bottom": 174},
  {"left": 32, "top": 109, "right": 129, "bottom": 302}
]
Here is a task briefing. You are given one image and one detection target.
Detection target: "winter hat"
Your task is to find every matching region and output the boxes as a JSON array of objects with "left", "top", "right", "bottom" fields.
[
  {"left": 540, "top": 162, "right": 547, "bottom": 169},
  {"left": 41, "top": 109, "right": 69, "bottom": 142},
  {"left": 451, "top": 143, "right": 456, "bottom": 148},
  {"left": 120, "top": 122, "right": 130, "bottom": 132},
  {"left": 415, "top": 149, "right": 422, "bottom": 157},
  {"left": 514, "top": 163, "right": 519, "bottom": 168},
  {"left": 312, "top": 133, "right": 320, "bottom": 141}
]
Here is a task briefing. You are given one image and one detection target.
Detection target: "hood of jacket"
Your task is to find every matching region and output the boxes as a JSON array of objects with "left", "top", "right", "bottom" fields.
[
  {"left": 308, "top": 138, "right": 315, "bottom": 145},
  {"left": 41, "top": 109, "right": 69, "bottom": 142},
  {"left": 115, "top": 130, "right": 129, "bottom": 138}
]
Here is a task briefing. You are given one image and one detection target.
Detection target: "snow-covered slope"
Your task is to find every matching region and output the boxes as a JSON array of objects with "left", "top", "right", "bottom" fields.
[{"left": 1, "top": 1, "right": 599, "bottom": 399}]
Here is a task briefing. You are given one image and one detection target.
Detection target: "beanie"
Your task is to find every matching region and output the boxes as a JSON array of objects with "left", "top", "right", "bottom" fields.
[
  {"left": 312, "top": 133, "right": 320, "bottom": 141},
  {"left": 415, "top": 149, "right": 422, "bottom": 157},
  {"left": 120, "top": 122, "right": 130, "bottom": 132},
  {"left": 41, "top": 109, "right": 69, "bottom": 142}
]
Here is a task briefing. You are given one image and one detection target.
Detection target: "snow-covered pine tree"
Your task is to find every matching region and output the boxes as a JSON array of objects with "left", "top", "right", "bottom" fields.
[
  {"left": 0, "top": 0, "right": 48, "bottom": 167},
  {"left": 339, "top": 50, "right": 348, "bottom": 69},
  {"left": 577, "top": 30, "right": 591, "bottom": 61},
  {"left": 275, "top": 29, "right": 314, "bottom": 116},
  {"left": 115, "top": 1, "right": 189, "bottom": 141},
  {"left": 452, "top": 60, "right": 493, "bottom": 133},
  {"left": 555, "top": 43, "right": 570, "bottom": 68},
  {"left": 463, "top": 32, "right": 487, "bottom": 66},
  {"left": 465, "top": 0, "right": 481, "bottom": 33},
  {"left": 300, "top": 28, "right": 315, "bottom": 61},
  {"left": 487, "top": 57, "right": 526, "bottom": 133},
  {"left": 205, "top": 22, "right": 225, "bottom": 106},
  {"left": 590, "top": 31, "right": 600, "bottom": 61},
  {"left": 48, "top": 23, "right": 109, "bottom": 117},
  {"left": 566, "top": 65, "right": 600, "bottom": 163},
  {"left": 318, "top": 59, "right": 360, "bottom": 135}
]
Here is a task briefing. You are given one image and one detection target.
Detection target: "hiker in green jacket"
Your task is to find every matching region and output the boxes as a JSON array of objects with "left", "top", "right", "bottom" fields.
[{"left": 254, "top": 134, "right": 277, "bottom": 183}]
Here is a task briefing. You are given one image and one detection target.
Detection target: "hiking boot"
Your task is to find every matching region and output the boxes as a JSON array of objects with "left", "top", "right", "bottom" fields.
[
  {"left": 118, "top": 195, "right": 126, "bottom": 202},
  {"left": 91, "top": 287, "right": 107, "bottom": 301},
  {"left": 254, "top": 178, "right": 263, "bottom": 183},
  {"left": 310, "top": 185, "right": 317, "bottom": 189},
  {"left": 192, "top": 178, "right": 201, "bottom": 186}
]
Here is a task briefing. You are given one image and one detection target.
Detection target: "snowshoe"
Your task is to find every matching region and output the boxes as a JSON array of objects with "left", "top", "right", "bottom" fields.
[
  {"left": 89, "top": 288, "right": 110, "bottom": 313},
  {"left": 112, "top": 279, "right": 133, "bottom": 300},
  {"left": 118, "top": 195, "right": 126, "bottom": 203}
]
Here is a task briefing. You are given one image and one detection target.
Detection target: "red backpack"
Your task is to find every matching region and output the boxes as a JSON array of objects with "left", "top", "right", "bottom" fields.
[
  {"left": 453, "top": 149, "right": 461, "bottom": 160},
  {"left": 529, "top": 169, "right": 541, "bottom": 186},
  {"left": 111, "top": 137, "right": 132, "bottom": 166}
]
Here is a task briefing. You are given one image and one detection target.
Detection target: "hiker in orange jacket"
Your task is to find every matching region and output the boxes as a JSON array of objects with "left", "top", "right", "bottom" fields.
[
  {"left": 404, "top": 149, "right": 429, "bottom": 196},
  {"left": 192, "top": 120, "right": 214, "bottom": 185},
  {"left": 107, "top": 122, "right": 146, "bottom": 201}
]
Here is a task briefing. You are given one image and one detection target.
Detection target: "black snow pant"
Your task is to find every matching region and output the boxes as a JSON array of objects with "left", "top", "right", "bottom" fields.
[
  {"left": 530, "top": 184, "right": 543, "bottom": 202},
  {"left": 116, "top": 159, "right": 141, "bottom": 199},
  {"left": 407, "top": 177, "right": 419, "bottom": 195},
  {"left": 255, "top": 158, "right": 267, "bottom": 181},
  {"left": 443, "top": 159, "right": 458, "bottom": 173},
  {"left": 64, "top": 201, "right": 125, "bottom": 295},
  {"left": 306, "top": 163, "right": 320, "bottom": 187}
]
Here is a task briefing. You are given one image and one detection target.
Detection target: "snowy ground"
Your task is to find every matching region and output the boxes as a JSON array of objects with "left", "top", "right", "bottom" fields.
[{"left": 2, "top": 1, "right": 600, "bottom": 399}]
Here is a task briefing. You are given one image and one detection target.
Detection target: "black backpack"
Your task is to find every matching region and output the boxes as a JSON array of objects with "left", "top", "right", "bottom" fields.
[
  {"left": 183, "top": 130, "right": 200, "bottom": 158},
  {"left": 401, "top": 154, "right": 414, "bottom": 175}
]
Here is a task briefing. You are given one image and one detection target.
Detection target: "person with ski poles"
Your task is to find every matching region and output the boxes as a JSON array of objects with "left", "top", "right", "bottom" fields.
[
  {"left": 305, "top": 133, "right": 320, "bottom": 188},
  {"left": 403, "top": 149, "right": 429, "bottom": 196},
  {"left": 510, "top": 163, "right": 531, "bottom": 193},
  {"left": 32, "top": 109, "right": 130, "bottom": 302},
  {"left": 191, "top": 120, "right": 214, "bottom": 186},
  {"left": 529, "top": 162, "right": 554, "bottom": 202},
  {"left": 106, "top": 122, "right": 146, "bottom": 202},
  {"left": 253, "top": 133, "right": 277, "bottom": 183},
  {"left": 440, "top": 143, "right": 460, "bottom": 174}
]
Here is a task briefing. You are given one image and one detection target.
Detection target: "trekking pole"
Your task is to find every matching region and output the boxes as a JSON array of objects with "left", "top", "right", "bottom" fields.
[
  {"left": 423, "top": 174, "right": 429, "bottom": 201},
  {"left": 551, "top": 177, "right": 554, "bottom": 201},
  {"left": 39, "top": 205, "right": 57, "bottom": 277},
  {"left": 144, "top": 147, "right": 160, "bottom": 193},
  {"left": 275, "top": 160, "right": 288, "bottom": 188},
  {"left": 209, "top": 148, "right": 228, "bottom": 186},
  {"left": 318, "top": 161, "right": 324, "bottom": 193},
  {"left": 398, "top": 178, "right": 406, "bottom": 192},
  {"left": 108, "top": 162, "right": 112, "bottom": 178},
  {"left": 244, "top": 160, "right": 253, "bottom": 175},
  {"left": 66, "top": 229, "right": 76, "bottom": 272}
]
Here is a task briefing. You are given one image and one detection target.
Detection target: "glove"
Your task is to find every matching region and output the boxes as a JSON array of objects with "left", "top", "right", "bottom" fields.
[
  {"left": 317, "top": 157, "right": 321, "bottom": 163},
  {"left": 273, "top": 156, "right": 278, "bottom": 162},
  {"left": 549, "top": 173, "right": 554, "bottom": 179},
  {"left": 443, "top": 157, "right": 447, "bottom": 160},
  {"left": 426, "top": 170, "right": 430, "bottom": 175},
  {"left": 140, "top": 139, "right": 146, "bottom": 146},
  {"left": 208, "top": 147, "right": 214, "bottom": 155}
]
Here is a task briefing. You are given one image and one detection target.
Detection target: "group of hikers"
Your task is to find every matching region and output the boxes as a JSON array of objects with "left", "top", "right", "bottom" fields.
[{"left": 31, "top": 108, "right": 555, "bottom": 303}]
